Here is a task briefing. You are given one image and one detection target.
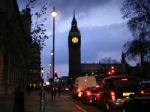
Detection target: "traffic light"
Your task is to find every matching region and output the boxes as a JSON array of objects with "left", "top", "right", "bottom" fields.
[
  {"left": 107, "top": 66, "right": 116, "bottom": 76},
  {"left": 54, "top": 70, "right": 58, "bottom": 77}
]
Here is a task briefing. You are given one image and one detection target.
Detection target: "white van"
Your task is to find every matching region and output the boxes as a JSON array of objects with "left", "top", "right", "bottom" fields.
[{"left": 73, "top": 75, "right": 97, "bottom": 99}]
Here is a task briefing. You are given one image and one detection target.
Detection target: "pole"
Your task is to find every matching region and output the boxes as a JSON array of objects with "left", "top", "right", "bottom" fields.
[
  {"left": 40, "top": 88, "right": 45, "bottom": 112},
  {"left": 52, "top": 8, "right": 55, "bottom": 83}
]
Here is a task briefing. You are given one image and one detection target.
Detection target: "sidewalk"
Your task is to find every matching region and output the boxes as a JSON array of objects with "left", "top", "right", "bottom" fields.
[
  {"left": 0, "top": 89, "right": 84, "bottom": 112},
  {"left": 24, "top": 91, "right": 40, "bottom": 112},
  {"left": 0, "top": 93, "right": 14, "bottom": 112},
  {"left": 24, "top": 90, "right": 87, "bottom": 112}
]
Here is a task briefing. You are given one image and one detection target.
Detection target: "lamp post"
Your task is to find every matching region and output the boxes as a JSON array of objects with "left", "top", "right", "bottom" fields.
[{"left": 51, "top": 7, "right": 57, "bottom": 82}]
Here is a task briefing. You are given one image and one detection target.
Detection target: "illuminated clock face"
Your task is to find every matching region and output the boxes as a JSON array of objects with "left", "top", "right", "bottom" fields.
[{"left": 72, "top": 37, "right": 78, "bottom": 43}]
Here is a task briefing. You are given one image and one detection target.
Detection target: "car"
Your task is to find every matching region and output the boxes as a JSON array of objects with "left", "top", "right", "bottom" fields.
[
  {"left": 63, "top": 85, "right": 70, "bottom": 91},
  {"left": 122, "top": 80, "right": 150, "bottom": 112},
  {"left": 95, "top": 75, "right": 139, "bottom": 112},
  {"left": 137, "top": 80, "right": 150, "bottom": 96},
  {"left": 72, "top": 75, "right": 97, "bottom": 100},
  {"left": 80, "top": 85, "right": 100, "bottom": 104},
  {"left": 60, "top": 85, "right": 71, "bottom": 91},
  {"left": 122, "top": 94, "right": 150, "bottom": 112}
]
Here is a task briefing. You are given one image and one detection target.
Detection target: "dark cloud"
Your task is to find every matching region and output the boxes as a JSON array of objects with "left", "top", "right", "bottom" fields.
[
  {"left": 81, "top": 23, "right": 132, "bottom": 61},
  {"left": 52, "top": 0, "right": 112, "bottom": 19},
  {"left": 56, "top": 0, "right": 112, "bottom": 9}
]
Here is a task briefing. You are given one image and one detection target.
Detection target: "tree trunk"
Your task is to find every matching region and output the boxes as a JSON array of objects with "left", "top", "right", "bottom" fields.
[{"left": 140, "top": 53, "right": 145, "bottom": 78}]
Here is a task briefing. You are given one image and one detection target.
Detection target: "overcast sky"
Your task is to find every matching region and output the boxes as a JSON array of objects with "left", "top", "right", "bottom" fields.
[{"left": 17, "top": 0, "right": 134, "bottom": 79}]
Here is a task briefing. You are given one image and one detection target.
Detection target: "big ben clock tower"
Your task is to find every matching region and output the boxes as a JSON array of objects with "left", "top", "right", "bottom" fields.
[{"left": 68, "top": 13, "right": 81, "bottom": 80}]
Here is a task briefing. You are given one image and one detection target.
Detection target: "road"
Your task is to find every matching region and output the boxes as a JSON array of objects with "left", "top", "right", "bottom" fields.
[
  {"left": 64, "top": 96, "right": 100, "bottom": 112},
  {"left": 44, "top": 91, "right": 101, "bottom": 112},
  {"left": 54, "top": 91, "right": 123, "bottom": 112}
]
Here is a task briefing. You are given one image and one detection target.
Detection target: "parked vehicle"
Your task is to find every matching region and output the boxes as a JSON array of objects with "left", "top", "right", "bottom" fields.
[
  {"left": 137, "top": 80, "right": 150, "bottom": 96},
  {"left": 80, "top": 85, "right": 100, "bottom": 104},
  {"left": 63, "top": 85, "right": 70, "bottom": 91},
  {"left": 122, "top": 94, "right": 150, "bottom": 112},
  {"left": 95, "top": 75, "right": 139, "bottom": 112},
  {"left": 72, "top": 75, "right": 97, "bottom": 100}
]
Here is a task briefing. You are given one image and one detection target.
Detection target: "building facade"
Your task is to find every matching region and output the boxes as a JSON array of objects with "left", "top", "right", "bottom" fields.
[{"left": 0, "top": 0, "right": 33, "bottom": 95}]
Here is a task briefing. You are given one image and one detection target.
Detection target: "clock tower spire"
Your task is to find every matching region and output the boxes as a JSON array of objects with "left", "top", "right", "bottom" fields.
[
  {"left": 68, "top": 13, "right": 81, "bottom": 81},
  {"left": 71, "top": 11, "right": 78, "bottom": 31}
]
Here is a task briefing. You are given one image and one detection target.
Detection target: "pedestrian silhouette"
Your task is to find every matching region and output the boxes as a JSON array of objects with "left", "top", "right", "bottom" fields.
[
  {"left": 53, "top": 86, "right": 57, "bottom": 99},
  {"left": 50, "top": 84, "right": 54, "bottom": 100},
  {"left": 58, "top": 85, "right": 61, "bottom": 96}
]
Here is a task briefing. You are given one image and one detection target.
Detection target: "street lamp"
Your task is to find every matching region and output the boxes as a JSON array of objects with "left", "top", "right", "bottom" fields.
[{"left": 51, "top": 7, "right": 57, "bottom": 82}]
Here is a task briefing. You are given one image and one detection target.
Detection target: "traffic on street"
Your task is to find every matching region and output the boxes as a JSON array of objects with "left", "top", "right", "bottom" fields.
[
  {"left": 40, "top": 74, "right": 150, "bottom": 112},
  {"left": 24, "top": 77, "right": 150, "bottom": 112}
]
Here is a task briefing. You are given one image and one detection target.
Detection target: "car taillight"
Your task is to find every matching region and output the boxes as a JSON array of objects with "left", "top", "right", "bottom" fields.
[
  {"left": 96, "top": 85, "right": 100, "bottom": 88},
  {"left": 121, "top": 78, "right": 128, "bottom": 81},
  {"left": 110, "top": 90, "right": 116, "bottom": 101},
  {"left": 140, "top": 90, "right": 146, "bottom": 96},
  {"left": 96, "top": 93, "right": 101, "bottom": 99},
  {"left": 77, "top": 89, "right": 81, "bottom": 93},
  {"left": 65, "top": 87, "right": 69, "bottom": 90},
  {"left": 86, "top": 91, "right": 92, "bottom": 96},
  {"left": 140, "top": 90, "right": 144, "bottom": 94}
]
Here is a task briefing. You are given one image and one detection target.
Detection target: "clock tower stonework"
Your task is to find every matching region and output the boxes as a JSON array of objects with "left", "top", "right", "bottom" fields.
[{"left": 68, "top": 14, "right": 81, "bottom": 80}]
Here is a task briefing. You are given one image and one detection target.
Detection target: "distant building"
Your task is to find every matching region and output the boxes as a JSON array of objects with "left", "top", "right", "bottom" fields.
[
  {"left": 81, "top": 53, "right": 128, "bottom": 76},
  {"left": 81, "top": 63, "right": 122, "bottom": 75},
  {"left": 68, "top": 13, "right": 81, "bottom": 81},
  {"left": 30, "top": 41, "right": 42, "bottom": 84}
]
